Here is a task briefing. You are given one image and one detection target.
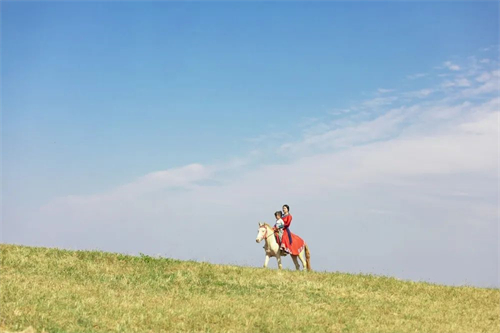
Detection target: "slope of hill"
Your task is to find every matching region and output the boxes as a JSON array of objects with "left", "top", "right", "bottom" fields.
[{"left": 1, "top": 244, "right": 498, "bottom": 332}]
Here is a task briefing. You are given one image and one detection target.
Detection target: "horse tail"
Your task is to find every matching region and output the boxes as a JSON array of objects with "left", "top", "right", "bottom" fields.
[{"left": 305, "top": 243, "right": 311, "bottom": 271}]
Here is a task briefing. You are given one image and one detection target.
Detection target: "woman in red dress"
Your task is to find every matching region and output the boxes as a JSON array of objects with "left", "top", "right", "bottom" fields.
[{"left": 280, "top": 204, "right": 293, "bottom": 254}]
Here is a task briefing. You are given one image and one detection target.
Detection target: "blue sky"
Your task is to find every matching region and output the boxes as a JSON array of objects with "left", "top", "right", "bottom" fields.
[{"left": 2, "top": 2, "right": 499, "bottom": 287}]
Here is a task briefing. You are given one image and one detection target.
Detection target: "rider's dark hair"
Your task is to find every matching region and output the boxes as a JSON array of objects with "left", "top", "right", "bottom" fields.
[
  {"left": 275, "top": 211, "right": 282, "bottom": 218},
  {"left": 283, "top": 204, "right": 290, "bottom": 212}
]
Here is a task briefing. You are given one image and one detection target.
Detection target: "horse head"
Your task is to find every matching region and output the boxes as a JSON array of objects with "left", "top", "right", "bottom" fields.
[{"left": 256, "top": 222, "right": 271, "bottom": 243}]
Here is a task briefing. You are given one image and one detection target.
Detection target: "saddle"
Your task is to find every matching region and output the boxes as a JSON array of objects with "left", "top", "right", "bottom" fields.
[{"left": 273, "top": 229, "right": 288, "bottom": 256}]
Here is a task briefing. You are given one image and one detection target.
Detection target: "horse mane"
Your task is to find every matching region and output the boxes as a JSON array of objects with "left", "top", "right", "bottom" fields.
[{"left": 261, "top": 222, "right": 273, "bottom": 229}]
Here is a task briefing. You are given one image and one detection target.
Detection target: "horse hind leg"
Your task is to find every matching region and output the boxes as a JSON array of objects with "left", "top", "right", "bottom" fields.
[
  {"left": 298, "top": 250, "right": 307, "bottom": 271},
  {"left": 292, "top": 255, "right": 300, "bottom": 270}
]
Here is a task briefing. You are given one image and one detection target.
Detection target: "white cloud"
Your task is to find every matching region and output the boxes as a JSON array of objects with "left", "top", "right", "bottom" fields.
[
  {"left": 279, "top": 105, "right": 412, "bottom": 155},
  {"left": 462, "top": 70, "right": 500, "bottom": 97},
  {"left": 377, "top": 88, "right": 395, "bottom": 94},
  {"left": 407, "top": 73, "right": 428, "bottom": 80},
  {"left": 476, "top": 72, "right": 492, "bottom": 82},
  {"left": 41, "top": 163, "right": 212, "bottom": 213},
  {"left": 329, "top": 110, "right": 344, "bottom": 116},
  {"left": 404, "top": 89, "right": 434, "bottom": 98},
  {"left": 459, "top": 109, "right": 498, "bottom": 135},
  {"left": 444, "top": 61, "right": 461, "bottom": 71},
  {"left": 361, "top": 96, "right": 398, "bottom": 108},
  {"left": 442, "top": 77, "right": 471, "bottom": 88},
  {"left": 44, "top": 95, "right": 498, "bottom": 213},
  {"left": 244, "top": 132, "right": 288, "bottom": 144},
  {"left": 328, "top": 108, "right": 353, "bottom": 116},
  {"left": 480, "top": 45, "right": 499, "bottom": 52},
  {"left": 456, "top": 78, "right": 471, "bottom": 87},
  {"left": 52, "top": 103, "right": 497, "bottom": 204}
]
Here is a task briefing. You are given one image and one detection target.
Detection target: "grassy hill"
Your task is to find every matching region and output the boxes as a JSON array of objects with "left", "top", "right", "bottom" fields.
[{"left": 1, "top": 244, "right": 498, "bottom": 333}]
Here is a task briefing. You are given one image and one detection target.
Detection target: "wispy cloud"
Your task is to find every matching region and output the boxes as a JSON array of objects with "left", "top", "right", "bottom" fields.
[
  {"left": 44, "top": 54, "right": 498, "bottom": 210},
  {"left": 475, "top": 70, "right": 499, "bottom": 83},
  {"left": 361, "top": 96, "right": 398, "bottom": 109},
  {"left": 407, "top": 73, "right": 428, "bottom": 80},
  {"left": 42, "top": 163, "right": 212, "bottom": 211},
  {"left": 404, "top": 89, "right": 434, "bottom": 98},
  {"left": 443, "top": 61, "right": 461, "bottom": 71},
  {"left": 462, "top": 70, "right": 500, "bottom": 97},
  {"left": 377, "top": 88, "right": 395, "bottom": 94},
  {"left": 328, "top": 108, "right": 353, "bottom": 116},
  {"left": 480, "top": 44, "right": 499, "bottom": 52},
  {"left": 442, "top": 78, "right": 471, "bottom": 88},
  {"left": 244, "top": 132, "right": 288, "bottom": 144}
]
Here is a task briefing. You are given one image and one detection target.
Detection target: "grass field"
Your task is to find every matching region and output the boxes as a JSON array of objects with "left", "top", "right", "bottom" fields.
[{"left": 1, "top": 244, "right": 498, "bottom": 333}]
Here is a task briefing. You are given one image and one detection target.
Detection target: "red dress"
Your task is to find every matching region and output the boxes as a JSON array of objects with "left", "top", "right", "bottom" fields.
[{"left": 280, "top": 214, "right": 305, "bottom": 255}]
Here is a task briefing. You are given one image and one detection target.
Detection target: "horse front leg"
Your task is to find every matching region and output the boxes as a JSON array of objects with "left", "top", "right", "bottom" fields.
[
  {"left": 276, "top": 254, "right": 283, "bottom": 270},
  {"left": 263, "top": 254, "right": 270, "bottom": 268}
]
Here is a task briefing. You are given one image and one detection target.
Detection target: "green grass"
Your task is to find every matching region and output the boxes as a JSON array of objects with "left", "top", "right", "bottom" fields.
[{"left": 1, "top": 244, "right": 498, "bottom": 333}]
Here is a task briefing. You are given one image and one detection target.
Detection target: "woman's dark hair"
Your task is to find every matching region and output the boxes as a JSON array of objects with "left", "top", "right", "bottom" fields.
[
  {"left": 275, "top": 211, "right": 282, "bottom": 218},
  {"left": 283, "top": 204, "right": 290, "bottom": 212}
]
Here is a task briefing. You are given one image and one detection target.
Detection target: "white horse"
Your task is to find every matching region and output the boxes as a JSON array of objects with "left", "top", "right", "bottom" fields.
[{"left": 255, "top": 222, "right": 311, "bottom": 271}]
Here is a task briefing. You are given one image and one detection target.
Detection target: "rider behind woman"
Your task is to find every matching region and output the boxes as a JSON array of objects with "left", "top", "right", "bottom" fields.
[
  {"left": 274, "top": 211, "right": 285, "bottom": 243},
  {"left": 280, "top": 204, "right": 293, "bottom": 253}
]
